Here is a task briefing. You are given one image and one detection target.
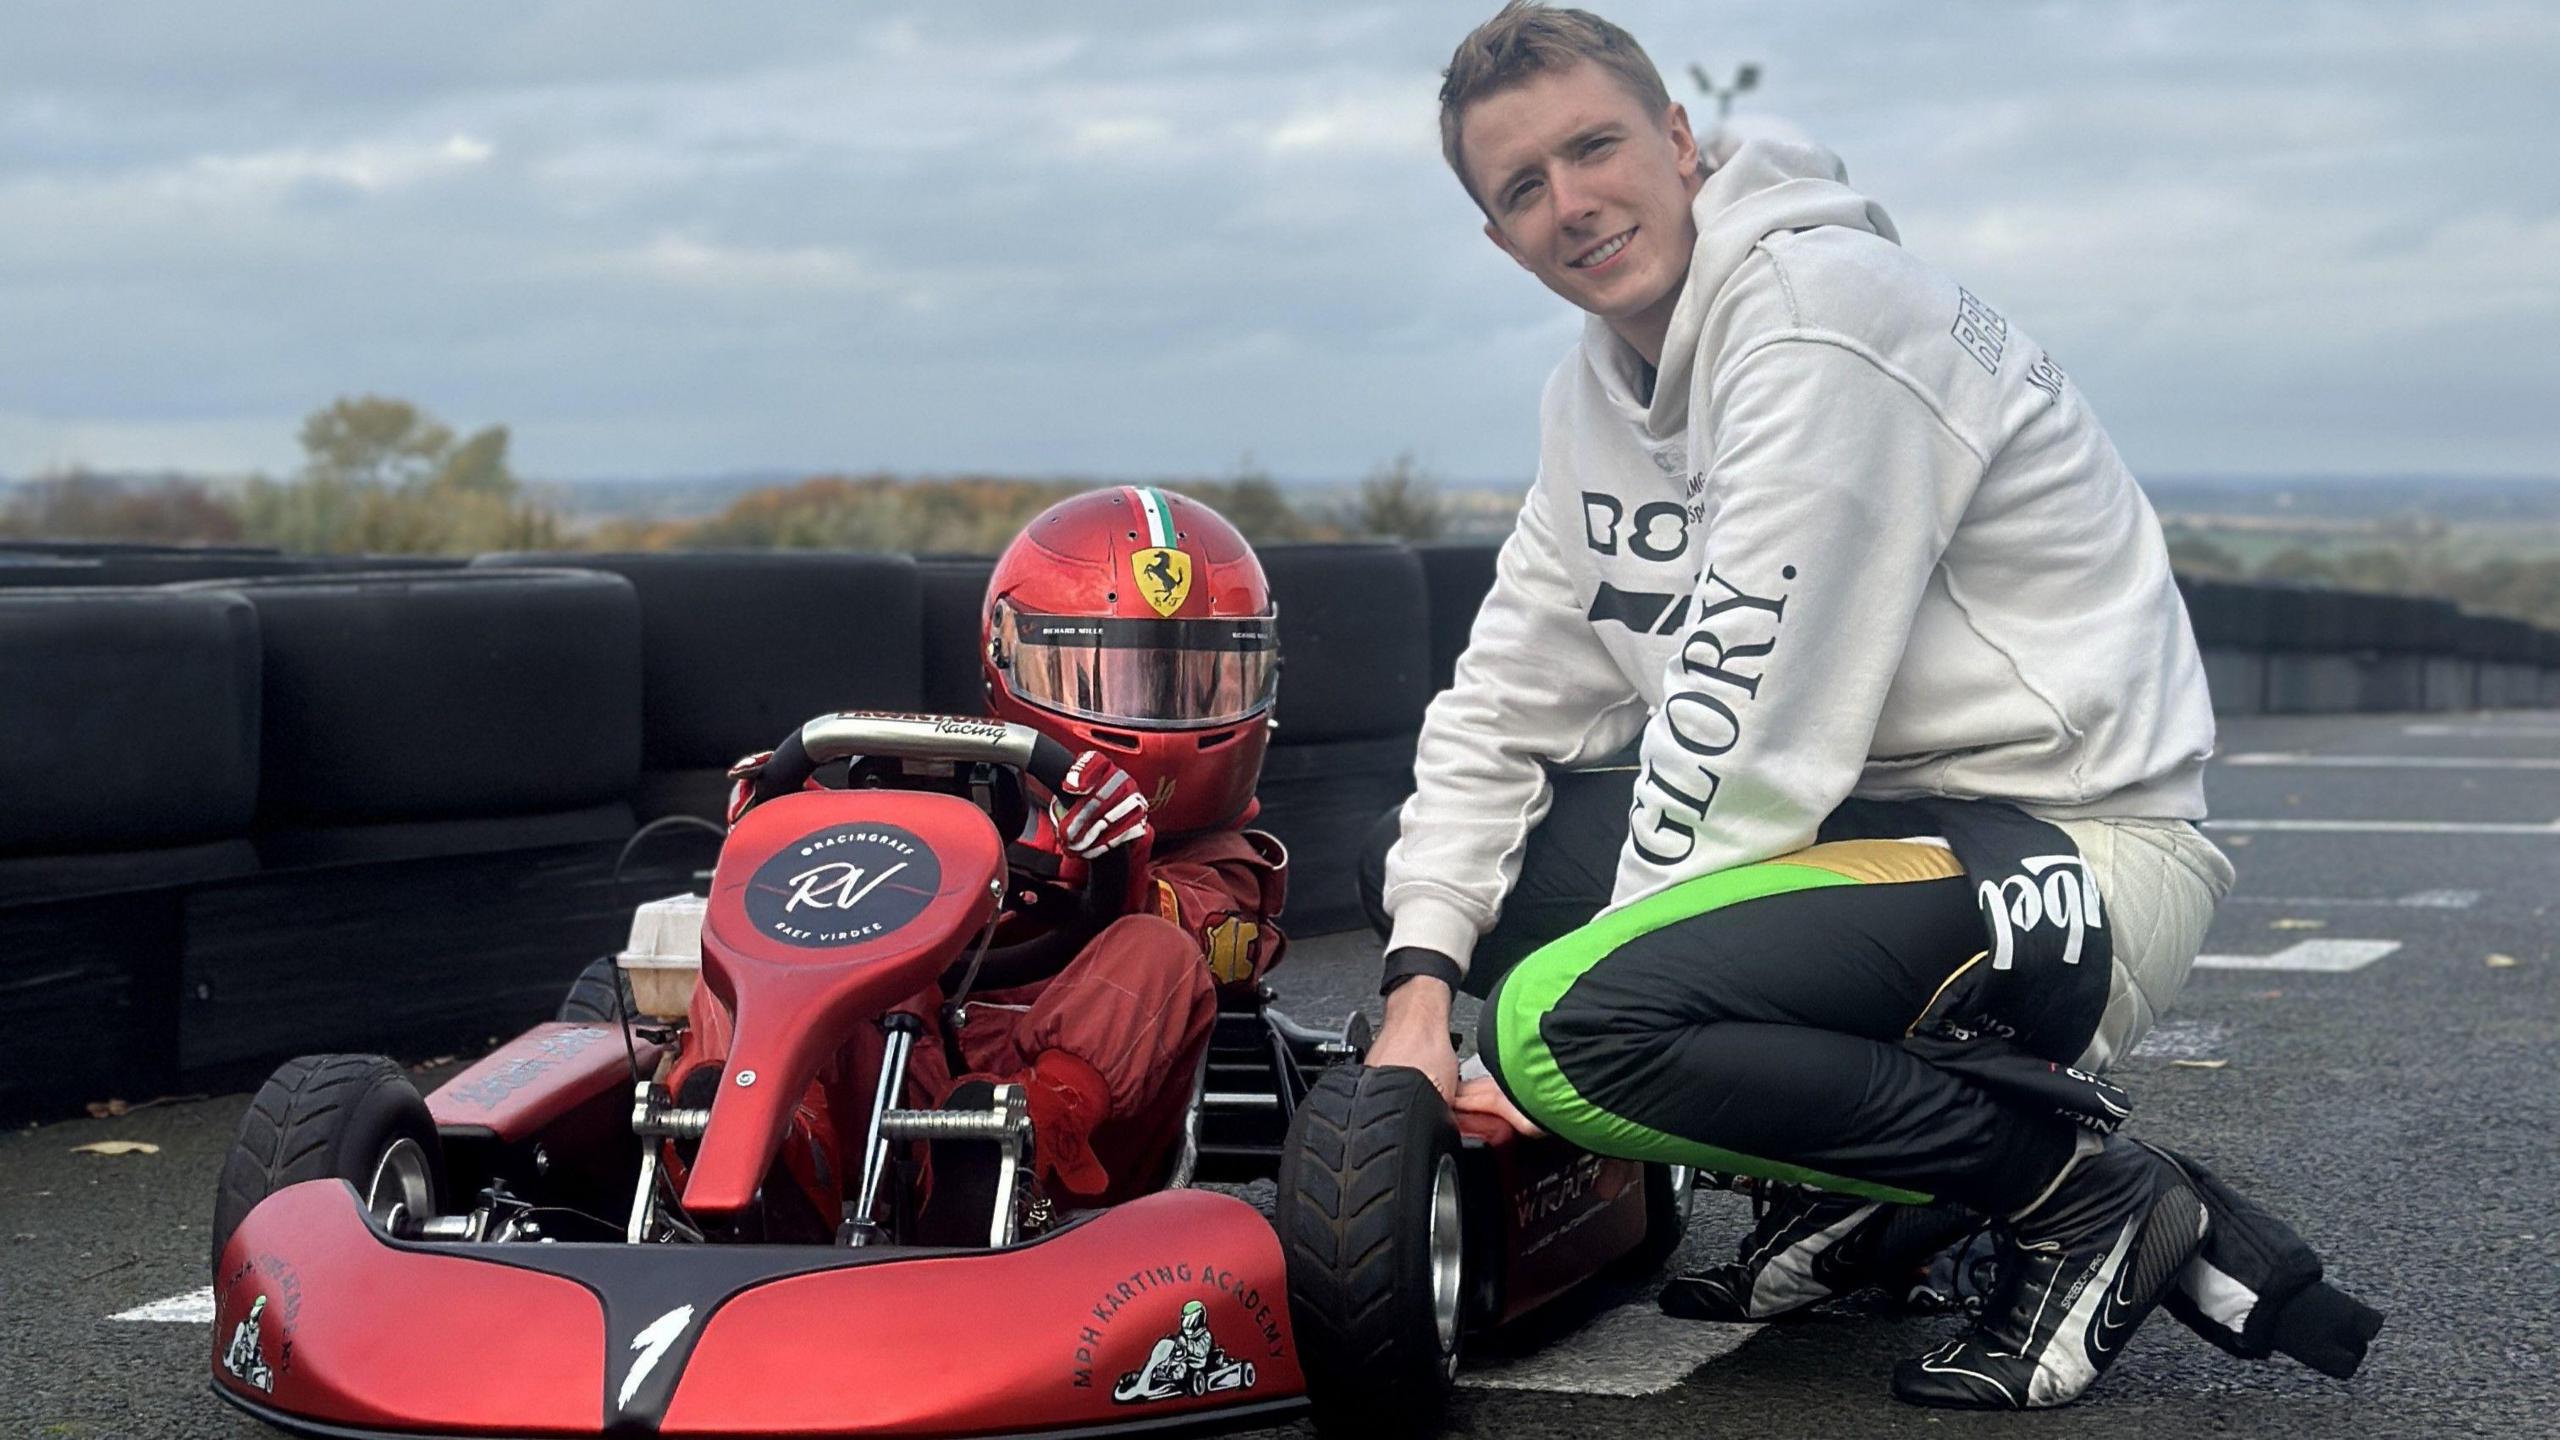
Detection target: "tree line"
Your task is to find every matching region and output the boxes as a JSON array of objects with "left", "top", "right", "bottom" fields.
[
  {"left": 1, "top": 398, "right": 1456, "bottom": 554},
  {"left": 13, "top": 395, "right": 2550, "bottom": 630},
  {"left": 2167, "top": 526, "right": 2560, "bottom": 632}
]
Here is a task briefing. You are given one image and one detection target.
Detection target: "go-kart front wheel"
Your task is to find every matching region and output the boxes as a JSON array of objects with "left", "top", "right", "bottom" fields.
[
  {"left": 209, "top": 1054, "right": 444, "bottom": 1273},
  {"left": 555, "top": 954, "right": 635, "bottom": 1024},
  {"left": 1277, "top": 1065, "right": 1464, "bottom": 1436}
]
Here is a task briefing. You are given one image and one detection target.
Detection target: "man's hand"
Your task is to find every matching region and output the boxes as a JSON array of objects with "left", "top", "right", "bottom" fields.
[
  {"left": 1452, "top": 1074, "right": 1545, "bottom": 1138},
  {"left": 1052, "top": 749, "right": 1152, "bottom": 859},
  {"left": 1365, "top": 974, "right": 1460, "bottom": 1101}
]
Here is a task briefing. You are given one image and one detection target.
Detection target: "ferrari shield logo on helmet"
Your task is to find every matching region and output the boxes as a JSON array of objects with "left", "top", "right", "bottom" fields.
[{"left": 1132, "top": 547, "right": 1192, "bottom": 618}]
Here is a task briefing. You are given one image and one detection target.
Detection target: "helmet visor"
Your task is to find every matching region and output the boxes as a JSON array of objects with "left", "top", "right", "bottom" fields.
[{"left": 996, "top": 603, "right": 1278, "bottom": 730}]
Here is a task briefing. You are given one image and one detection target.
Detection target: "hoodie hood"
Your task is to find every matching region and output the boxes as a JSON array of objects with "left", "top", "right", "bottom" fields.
[{"left": 1586, "top": 137, "right": 1900, "bottom": 439}]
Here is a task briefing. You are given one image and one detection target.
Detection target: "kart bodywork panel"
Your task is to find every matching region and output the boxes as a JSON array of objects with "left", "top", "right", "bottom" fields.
[
  {"left": 1455, "top": 1111, "right": 1652, "bottom": 1327},
  {"left": 212, "top": 1180, "right": 1308, "bottom": 1438},
  {"left": 426, "top": 1023, "right": 660, "bottom": 1143}
]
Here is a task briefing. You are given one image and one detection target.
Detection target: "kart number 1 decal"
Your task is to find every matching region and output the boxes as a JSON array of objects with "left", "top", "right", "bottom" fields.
[{"left": 620, "top": 1304, "right": 696, "bottom": 1411}]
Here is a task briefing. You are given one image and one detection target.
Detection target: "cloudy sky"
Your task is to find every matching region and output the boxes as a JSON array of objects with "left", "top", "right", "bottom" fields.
[{"left": 2, "top": 1, "right": 2554, "bottom": 485}]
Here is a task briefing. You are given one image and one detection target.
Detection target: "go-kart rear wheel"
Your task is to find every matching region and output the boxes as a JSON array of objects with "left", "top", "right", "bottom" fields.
[
  {"left": 1277, "top": 1065, "right": 1464, "bottom": 1435},
  {"left": 209, "top": 1054, "right": 443, "bottom": 1273},
  {"left": 1620, "top": 1162, "right": 1698, "bottom": 1277},
  {"left": 556, "top": 954, "right": 636, "bottom": 1024}
]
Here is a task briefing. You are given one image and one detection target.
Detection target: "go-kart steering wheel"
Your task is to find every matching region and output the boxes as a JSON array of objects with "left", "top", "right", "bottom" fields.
[{"left": 742, "top": 712, "right": 1145, "bottom": 993}]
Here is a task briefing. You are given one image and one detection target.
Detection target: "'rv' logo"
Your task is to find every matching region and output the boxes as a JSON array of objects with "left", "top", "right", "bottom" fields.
[
  {"left": 745, "top": 824, "right": 941, "bottom": 947},
  {"left": 782, "top": 860, "right": 909, "bottom": 913}
]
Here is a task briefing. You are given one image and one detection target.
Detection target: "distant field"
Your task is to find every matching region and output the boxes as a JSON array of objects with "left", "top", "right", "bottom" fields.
[{"left": 2166, "top": 519, "right": 2560, "bottom": 570}]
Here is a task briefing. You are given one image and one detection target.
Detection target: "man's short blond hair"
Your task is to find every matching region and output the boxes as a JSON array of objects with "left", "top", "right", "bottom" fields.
[{"left": 1438, "top": 2, "right": 1675, "bottom": 206}]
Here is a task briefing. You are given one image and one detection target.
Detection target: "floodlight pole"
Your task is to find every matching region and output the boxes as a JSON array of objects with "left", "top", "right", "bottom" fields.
[{"left": 1687, "top": 62, "right": 1761, "bottom": 121}]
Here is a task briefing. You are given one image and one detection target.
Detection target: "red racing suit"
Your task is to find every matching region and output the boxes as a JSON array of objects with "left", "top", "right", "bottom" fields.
[{"left": 899, "top": 824, "right": 1288, "bottom": 1205}]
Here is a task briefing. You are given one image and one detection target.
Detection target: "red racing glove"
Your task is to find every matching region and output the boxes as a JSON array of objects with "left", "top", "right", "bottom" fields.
[
  {"left": 723, "top": 750, "right": 774, "bottom": 827},
  {"left": 1051, "top": 750, "right": 1151, "bottom": 860}
]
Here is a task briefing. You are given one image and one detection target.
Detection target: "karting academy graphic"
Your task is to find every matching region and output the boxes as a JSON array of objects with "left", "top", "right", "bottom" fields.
[
  {"left": 222, "top": 1295, "right": 276, "bottom": 1393},
  {"left": 1111, "top": 1300, "right": 1257, "bottom": 1404}
]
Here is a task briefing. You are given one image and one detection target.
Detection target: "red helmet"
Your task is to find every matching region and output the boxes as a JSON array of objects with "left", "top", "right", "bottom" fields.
[{"left": 982, "top": 487, "right": 1278, "bottom": 836}]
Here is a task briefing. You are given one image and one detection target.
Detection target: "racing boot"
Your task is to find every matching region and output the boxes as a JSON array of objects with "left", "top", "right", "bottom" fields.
[
  {"left": 1892, "top": 1135, "right": 2208, "bottom": 1410},
  {"left": 1661, "top": 1184, "right": 1977, "bottom": 1322},
  {"left": 1019, "top": 1049, "right": 1112, "bottom": 1201}
]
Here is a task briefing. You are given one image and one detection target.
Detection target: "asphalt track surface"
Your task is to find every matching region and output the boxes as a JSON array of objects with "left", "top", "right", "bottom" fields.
[{"left": 7, "top": 710, "right": 2556, "bottom": 1439}]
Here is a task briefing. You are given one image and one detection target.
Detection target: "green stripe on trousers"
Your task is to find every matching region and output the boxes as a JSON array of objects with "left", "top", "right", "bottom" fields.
[{"left": 1483, "top": 858, "right": 1934, "bottom": 1205}]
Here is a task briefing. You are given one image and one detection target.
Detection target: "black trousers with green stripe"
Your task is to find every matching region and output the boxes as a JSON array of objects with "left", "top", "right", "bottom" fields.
[{"left": 1473, "top": 840, "right": 2082, "bottom": 1215}]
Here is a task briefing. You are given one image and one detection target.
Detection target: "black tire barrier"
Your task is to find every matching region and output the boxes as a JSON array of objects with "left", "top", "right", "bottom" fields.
[
  {"left": 474, "top": 551, "right": 923, "bottom": 769},
  {"left": 0, "top": 839, "right": 258, "bottom": 911},
  {"left": 2457, "top": 613, "right": 2538, "bottom": 663},
  {"left": 918, "top": 557, "right": 996, "bottom": 717},
  {"left": 2175, "top": 577, "right": 2272, "bottom": 650},
  {"left": 2401, "top": 598, "right": 2463, "bottom": 654},
  {"left": 1414, "top": 542, "right": 1501, "bottom": 693},
  {"left": 1259, "top": 544, "right": 1432, "bottom": 744},
  {"left": 1254, "top": 734, "right": 1419, "bottom": 936},
  {"left": 89, "top": 554, "right": 315, "bottom": 587},
  {"left": 0, "top": 540, "right": 281, "bottom": 559},
  {"left": 2256, "top": 584, "right": 2342, "bottom": 653},
  {"left": 0, "top": 553, "right": 108, "bottom": 587},
  {"left": 0, "top": 889, "right": 191, "bottom": 1117},
  {"left": 174, "top": 569, "right": 641, "bottom": 826},
  {"left": 296, "top": 554, "right": 473, "bottom": 575},
  {"left": 2337, "top": 590, "right": 2396, "bottom": 651},
  {"left": 251, "top": 802, "right": 635, "bottom": 871},
  {"left": 179, "top": 843, "right": 692, "bottom": 1075},
  {"left": 0, "top": 588, "right": 260, "bottom": 854}
]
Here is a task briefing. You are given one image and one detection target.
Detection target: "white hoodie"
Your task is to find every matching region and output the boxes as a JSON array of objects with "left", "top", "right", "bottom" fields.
[{"left": 1384, "top": 139, "right": 2215, "bottom": 977}]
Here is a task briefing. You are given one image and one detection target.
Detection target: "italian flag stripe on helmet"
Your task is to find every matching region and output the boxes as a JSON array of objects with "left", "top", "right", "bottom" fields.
[{"left": 1127, "top": 486, "right": 1177, "bottom": 548}]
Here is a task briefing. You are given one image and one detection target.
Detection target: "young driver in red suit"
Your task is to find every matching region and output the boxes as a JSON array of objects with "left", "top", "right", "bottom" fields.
[{"left": 892, "top": 486, "right": 1289, "bottom": 1236}]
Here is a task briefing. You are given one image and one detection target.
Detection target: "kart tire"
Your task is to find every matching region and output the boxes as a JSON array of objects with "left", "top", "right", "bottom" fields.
[
  {"left": 557, "top": 955, "right": 636, "bottom": 1025},
  {"left": 209, "top": 1054, "right": 442, "bottom": 1274},
  {"left": 1277, "top": 1065, "right": 1464, "bottom": 1436},
  {"left": 1619, "top": 1162, "right": 1697, "bottom": 1278}
]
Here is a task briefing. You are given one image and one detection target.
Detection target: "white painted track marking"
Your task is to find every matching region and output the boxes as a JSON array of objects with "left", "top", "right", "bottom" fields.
[
  {"left": 2227, "top": 889, "right": 2481, "bottom": 910},
  {"left": 2132, "top": 1020, "right": 2229, "bottom": 1059},
  {"left": 2403, "top": 722, "right": 2560, "bottom": 738},
  {"left": 112, "top": 1286, "right": 213, "bottom": 1323},
  {"left": 2225, "top": 753, "right": 2560, "bottom": 770},
  {"left": 2206, "top": 818, "right": 2560, "bottom": 835},
  {"left": 1460, "top": 1303, "right": 1761, "bottom": 1396},
  {"left": 2194, "top": 940, "right": 2402, "bottom": 973}
]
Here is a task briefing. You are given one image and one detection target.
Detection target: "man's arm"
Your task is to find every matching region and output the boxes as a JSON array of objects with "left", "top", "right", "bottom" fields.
[
  {"left": 1370, "top": 480, "right": 1647, "bottom": 1091},
  {"left": 1615, "top": 335, "right": 1984, "bottom": 904}
]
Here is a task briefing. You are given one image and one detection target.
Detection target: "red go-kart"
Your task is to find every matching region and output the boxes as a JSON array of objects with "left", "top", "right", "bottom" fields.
[{"left": 206, "top": 713, "right": 1695, "bottom": 1438}]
